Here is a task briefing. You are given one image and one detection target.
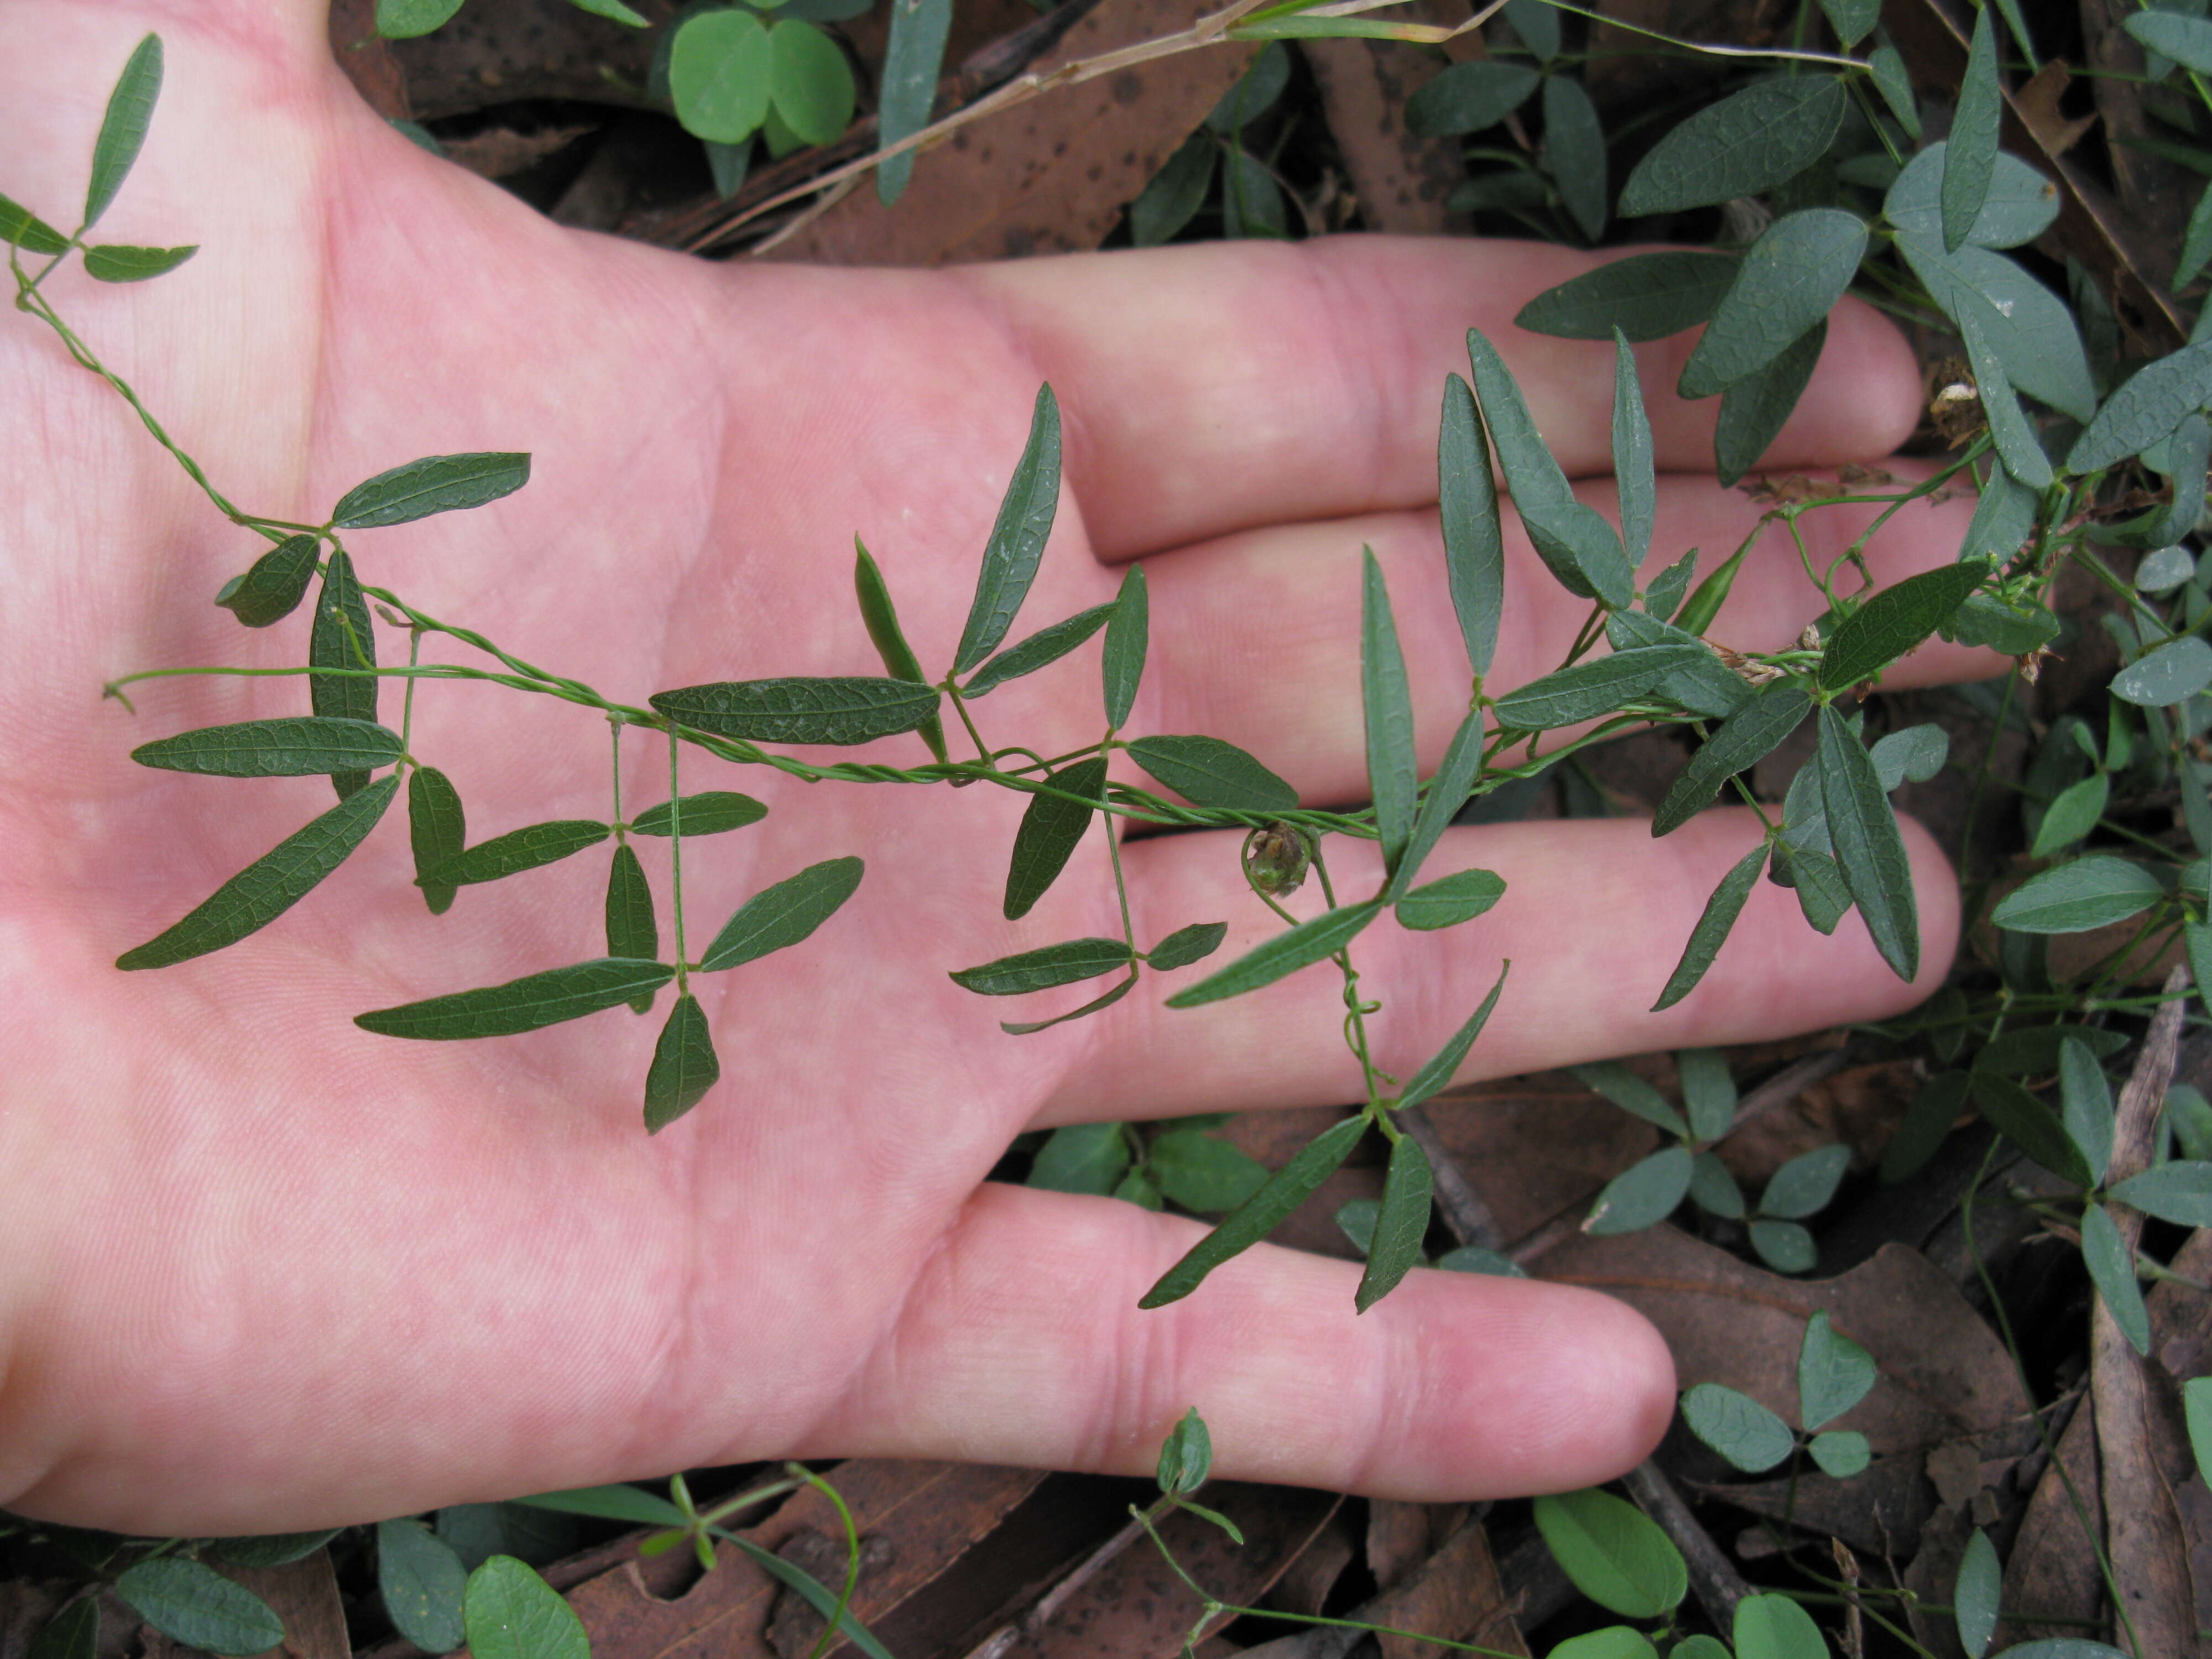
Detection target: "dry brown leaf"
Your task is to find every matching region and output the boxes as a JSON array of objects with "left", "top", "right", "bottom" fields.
[
  {"left": 1261, "top": 1506, "right": 1359, "bottom": 1618},
  {"left": 329, "top": 0, "right": 411, "bottom": 120},
  {"left": 2012, "top": 61, "right": 2096, "bottom": 159},
  {"left": 213, "top": 1552, "right": 348, "bottom": 1659},
  {"left": 1540, "top": 1229, "right": 2029, "bottom": 1451},
  {"left": 1363, "top": 1517, "right": 1528, "bottom": 1659},
  {"left": 758, "top": 0, "right": 1254, "bottom": 264},
  {"left": 382, "top": 0, "right": 670, "bottom": 120},
  {"left": 1302, "top": 0, "right": 1475, "bottom": 236},
  {"left": 1416, "top": 1078, "right": 1660, "bottom": 1246}
]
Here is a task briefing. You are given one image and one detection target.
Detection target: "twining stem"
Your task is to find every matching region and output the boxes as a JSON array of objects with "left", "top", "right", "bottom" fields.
[
  {"left": 609, "top": 717, "right": 626, "bottom": 843},
  {"left": 1309, "top": 848, "right": 1384, "bottom": 1116},
  {"left": 669, "top": 733, "right": 690, "bottom": 994}
]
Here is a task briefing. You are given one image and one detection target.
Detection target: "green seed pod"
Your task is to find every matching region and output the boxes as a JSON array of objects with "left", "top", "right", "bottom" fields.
[{"left": 1242, "top": 821, "right": 1312, "bottom": 896}]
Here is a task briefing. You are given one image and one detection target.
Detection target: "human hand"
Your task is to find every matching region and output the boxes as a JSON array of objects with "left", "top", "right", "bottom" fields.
[{"left": 0, "top": 0, "right": 1986, "bottom": 1534}]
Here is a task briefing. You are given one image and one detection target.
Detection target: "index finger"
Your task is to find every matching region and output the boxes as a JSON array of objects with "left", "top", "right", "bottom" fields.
[{"left": 958, "top": 238, "right": 1923, "bottom": 560}]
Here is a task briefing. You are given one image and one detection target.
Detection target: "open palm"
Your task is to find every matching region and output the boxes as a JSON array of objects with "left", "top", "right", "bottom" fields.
[{"left": 0, "top": 0, "right": 1986, "bottom": 1534}]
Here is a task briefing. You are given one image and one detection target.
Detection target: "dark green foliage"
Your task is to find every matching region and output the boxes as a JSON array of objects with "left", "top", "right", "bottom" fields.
[
  {"left": 1654, "top": 685, "right": 1811, "bottom": 835},
  {"left": 1990, "top": 856, "right": 2164, "bottom": 932},
  {"left": 1492, "top": 646, "right": 1712, "bottom": 729},
  {"left": 82, "top": 243, "right": 196, "bottom": 281},
  {"left": 629, "top": 791, "right": 768, "bottom": 836},
  {"left": 1515, "top": 252, "right": 1738, "bottom": 342},
  {"left": 1361, "top": 550, "right": 1417, "bottom": 876},
  {"left": 1586, "top": 1146, "right": 1694, "bottom": 1233},
  {"left": 309, "top": 550, "right": 377, "bottom": 799},
  {"left": 114, "top": 1559, "right": 282, "bottom": 1657},
  {"left": 132, "top": 717, "right": 401, "bottom": 778},
  {"left": 0, "top": 191, "right": 69, "bottom": 253},
  {"left": 699, "top": 855, "right": 865, "bottom": 970},
  {"left": 1147, "top": 921, "right": 1227, "bottom": 971},
  {"left": 1678, "top": 211, "right": 1868, "bottom": 399},
  {"left": 378, "top": 1519, "right": 468, "bottom": 1655},
  {"left": 2067, "top": 340, "right": 2212, "bottom": 472},
  {"left": 1156, "top": 1407, "right": 1212, "bottom": 1493},
  {"left": 1821, "top": 561, "right": 1991, "bottom": 692},
  {"left": 955, "top": 384, "right": 1062, "bottom": 672},
  {"left": 1943, "top": 9, "right": 2001, "bottom": 254},
  {"left": 1816, "top": 705, "right": 1919, "bottom": 981},
  {"left": 1399, "top": 961, "right": 1510, "bottom": 1110},
  {"left": 330, "top": 453, "right": 530, "bottom": 529},
  {"left": 1680, "top": 1383, "right": 1793, "bottom": 1472},
  {"left": 1126, "top": 735, "right": 1297, "bottom": 810},
  {"left": 84, "top": 34, "right": 163, "bottom": 229},
  {"left": 604, "top": 845, "right": 659, "bottom": 1013},
  {"left": 1437, "top": 374, "right": 1503, "bottom": 675},
  {"left": 1970, "top": 1071, "right": 2093, "bottom": 1185},
  {"left": 1102, "top": 565, "right": 1149, "bottom": 729},
  {"left": 1166, "top": 901, "right": 1381, "bottom": 1008},
  {"left": 1387, "top": 707, "right": 1487, "bottom": 905},
  {"left": 1406, "top": 61, "right": 1538, "bottom": 137},
  {"left": 875, "top": 0, "right": 952, "bottom": 201},
  {"left": 1618, "top": 77, "right": 1846, "bottom": 217},
  {"left": 1652, "top": 841, "right": 1767, "bottom": 1010},
  {"left": 951, "top": 937, "right": 1133, "bottom": 994},
  {"left": 2081, "top": 1201, "right": 2150, "bottom": 1354},
  {"left": 1357, "top": 1135, "right": 1433, "bottom": 1312},
  {"left": 853, "top": 540, "right": 948, "bottom": 762},
  {"left": 1533, "top": 1489, "right": 1686, "bottom": 1619},
  {"left": 216, "top": 534, "right": 319, "bottom": 627},
  {"left": 357, "top": 958, "right": 674, "bottom": 1040},
  {"left": 409, "top": 766, "right": 465, "bottom": 915},
  {"left": 419, "top": 820, "right": 609, "bottom": 888},
  {"left": 649, "top": 677, "right": 942, "bottom": 745},
  {"left": 1131, "top": 137, "right": 1214, "bottom": 245},
  {"left": 1004, "top": 757, "right": 1106, "bottom": 919},
  {"left": 643, "top": 994, "right": 721, "bottom": 1130},
  {"left": 1394, "top": 868, "right": 1506, "bottom": 930},
  {"left": 118, "top": 775, "right": 398, "bottom": 969},
  {"left": 1140, "top": 1116, "right": 1368, "bottom": 1306},
  {"left": 1543, "top": 77, "right": 1608, "bottom": 242},
  {"left": 964, "top": 602, "right": 1115, "bottom": 697}
]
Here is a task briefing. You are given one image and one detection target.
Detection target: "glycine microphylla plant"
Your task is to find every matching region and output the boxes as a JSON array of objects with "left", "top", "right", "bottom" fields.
[{"left": 14, "top": 14, "right": 2212, "bottom": 1342}]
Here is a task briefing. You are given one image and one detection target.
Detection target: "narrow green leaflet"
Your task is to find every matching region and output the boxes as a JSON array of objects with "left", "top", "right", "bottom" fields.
[
  {"left": 723, "top": 1539, "right": 896, "bottom": 1659},
  {"left": 409, "top": 765, "right": 465, "bottom": 915},
  {"left": 1139, "top": 1116, "right": 1367, "bottom": 1306},
  {"left": 1783, "top": 846, "right": 1851, "bottom": 933},
  {"left": 604, "top": 844, "right": 659, "bottom": 1003},
  {"left": 1677, "top": 1048, "right": 1735, "bottom": 1142},
  {"left": 82, "top": 243, "right": 197, "bottom": 282},
  {"left": 1954, "top": 1529, "right": 2000, "bottom": 1659},
  {"left": 1610, "top": 331, "right": 1657, "bottom": 569},
  {"left": 1000, "top": 973, "right": 1137, "bottom": 1034},
  {"left": 1761, "top": 1144, "right": 1849, "bottom": 1219},
  {"left": 1389, "top": 706, "right": 1487, "bottom": 905},
  {"left": 1514, "top": 252, "right": 1738, "bottom": 342},
  {"left": 1821, "top": 560, "right": 1990, "bottom": 692},
  {"left": 1679, "top": 1383, "right": 1794, "bottom": 1472},
  {"left": 1679, "top": 211, "right": 1868, "bottom": 399},
  {"left": 1585, "top": 1146, "right": 1694, "bottom": 1233},
  {"left": 217, "top": 533, "right": 319, "bottom": 627},
  {"left": 1103, "top": 565, "right": 1149, "bottom": 729},
  {"left": 2192, "top": 1377, "right": 2212, "bottom": 1486},
  {"left": 700, "top": 855, "right": 865, "bottom": 969},
  {"left": 1975, "top": 1024, "right": 2128, "bottom": 1074},
  {"left": 1532, "top": 1489, "right": 1687, "bottom": 1620},
  {"left": 1394, "top": 867, "right": 1506, "bottom": 931},
  {"left": 951, "top": 937, "right": 1132, "bottom": 994},
  {"left": 1644, "top": 552, "right": 1698, "bottom": 622},
  {"left": 1356, "top": 1135, "right": 1433, "bottom": 1312},
  {"left": 2100, "top": 413, "right": 2210, "bottom": 548},
  {"left": 511, "top": 1485, "right": 686, "bottom": 1526},
  {"left": 29, "top": 1599, "right": 97, "bottom": 1659},
  {"left": 1150, "top": 1130, "right": 1268, "bottom": 1211},
  {"left": 1898, "top": 237, "right": 2095, "bottom": 420},
  {"left": 1750, "top": 1219, "right": 1817, "bottom": 1272},
  {"left": 1956, "top": 309, "right": 2052, "bottom": 489},
  {"left": 643, "top": 994, "right": 721, "bottom": 1131},
  {"left": 1796, "top": 1309, "right": 1876, "bottom": 1431},
  {"left": 1167, "top": 900, "right": 1383, "bottom": 1009},
  {"left": 1398, "top": 959, "right": 1511, "bottom": 1110},
  {"left": 1817, "top": 705, "right": 1919, "bottom": 981},
  {"left": 1717, "top": 321, "right": 1823, "bottom": 487},
  {"left": 853, "top": 540, "right": 947, "bottom": 763},
  {"left": 1029, "top": 1123, "right": 1131, "bottom": 1193},
  {"left": 963, "top": 603, "right": 1114, "bottom": 697},
  {"left": 330, "top": 453, "right": 530, "bottom": 529},
  {"left": 132, "top": 717, "right": 401, "bottom": 778},
  {"left": 1868, "top": 46, "right": 1921, "bottom": 138},
  {"left": 0, "top": 192, "right": 69, "bottom": 253},
  {"left": 463, "top": 1557, "right": 588, "bottom": 1659},
  {"left": 118, "top": 775, "right": 399, "bottom": 970},
  {"left": 2057, "top": 1037, "right": 2114, "bottom": 1186},
  {"left": 84, "top": 34, "right": 163, "bottom": 230},
  {"left": 1126, "top": 734, "right": 1297, "bottom": 810},
  {"left": 874, "top": 0, "right": 952, "bottom": 202},
  {"left": 1543, "top": 77, "right": 1608, "bottom": 242},
  {"left": 1714, "top": 321, "right": 1825, "bottom": 487},
  {"left": 114, "top": 1561, "right": 280, "bottom": 1658},
  {"left": 2068, "top": 341, "right": 2212, "bottom": 472},
  {"left": 629, "top": 791, "right": 768, "bottom": 836},
  {"left": 2130, "top": 8, "right": 2212, "bottom": 69},
  {"left": 1653, "top": 684, "right": 1811, "bottom": 835},
  {"left": 1652, "top": 839, "right": 1768, "bottom": 1010},
  {"left": 1361, "top": 549, "right": 1417, "bottom": 875},
  {"left": 1943, "top": 8, "right": 2001, "bottom": 254},
  {"left": 1815, "top": 0, "right": 1877, "bottom": 45},
  {"left": 2180, "top": 179, "right": 2212, "bottom": 289},
  {"left": 378, "top": 0, "right": 467, "bottom": 36},
  {"left": 357, "top": 958, "right": 674, "bottom": 1040},
  {"left": 309, "top": 549, "right": 377, "bottom": 799},
  {"left": 420, "top": 820, "right": 609, "bottom": 888},
  {"left": 1131, "top": 138, "right": 1215, "bottom": 246},
  {"left": 1467, "top": 327, "right": 1634, "bottom": 606},
  {"left": 1492, "top": 645, "right": 1710, "bottom": 729},
  {"left": 1617, "top": 77, "right": 1846, "bottom": 217},
  {"left": 1989, "top": 855, "right": 2163, "bottom": 932},
  {"left": 1808, "top": 1430, "right": 1870, "bottom": 1477},
  {"left": 1884, "top": 1069, "right": 1968, "bottom": 1180},
  {"left": 1970, "top": 1072, "right": 2093, "bottom": 1185},
  {"left": 1733, "top": 1593, "right": 1828, "bottom": 1659},
  {"left": 378, "top": 1518, "right": 469, "bottom": 1655},
  {"left": 954, "top": 384, "right": 1062, "bottom": 672},
  {"left": 1883, "top": 143, "right": 2059, "bottom": 250},
  {"left": 1690, "top": 1151, "right": 1746, "bottom": 1217},
  {"left": 1404, "top": 60, "right": 1540, "bottom": 137},
  {"left": 2114, "top": 636, "right": 2212, "bottom": 706},
  {"left": 567, "top": 0, "right": 650, "bottom": 22},
  {"left": 649, "top": 677, "right": 941, "bottom": 745},
  {"left": 2081, "top": 1201, "right": 2150, "bottom": 1356},
  {"left": 2107, "top": 1162, "right": 2212, "bottom": 1226},
  {"left": 1148, "top": 920, "right": 1227, "bottom": 971},
  {"left": 2194, "top": 921, "right": 2212, "bottom": 1019},
  {"left": 1438, "top": 373, "right": 1504, "bottom": 675},
  {"left": 1004, "top": 757, "right": 1106, "bottom": 919}
]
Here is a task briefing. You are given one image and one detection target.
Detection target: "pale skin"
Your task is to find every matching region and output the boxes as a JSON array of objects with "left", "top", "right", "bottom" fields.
[{"left": 0, "top": 0, "right": 1995, "bottom": 1535}]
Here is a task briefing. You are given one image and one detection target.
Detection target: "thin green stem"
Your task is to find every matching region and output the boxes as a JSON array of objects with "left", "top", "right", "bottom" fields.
[
  {"left": 609, "top": 717, "right": 627, "bottom": 842},
  {"left": 400, "top": 628, "right": 423, "bottom": 763},
  {"left": 669, "top": 734, "right": 689, "bottom": 994}
]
